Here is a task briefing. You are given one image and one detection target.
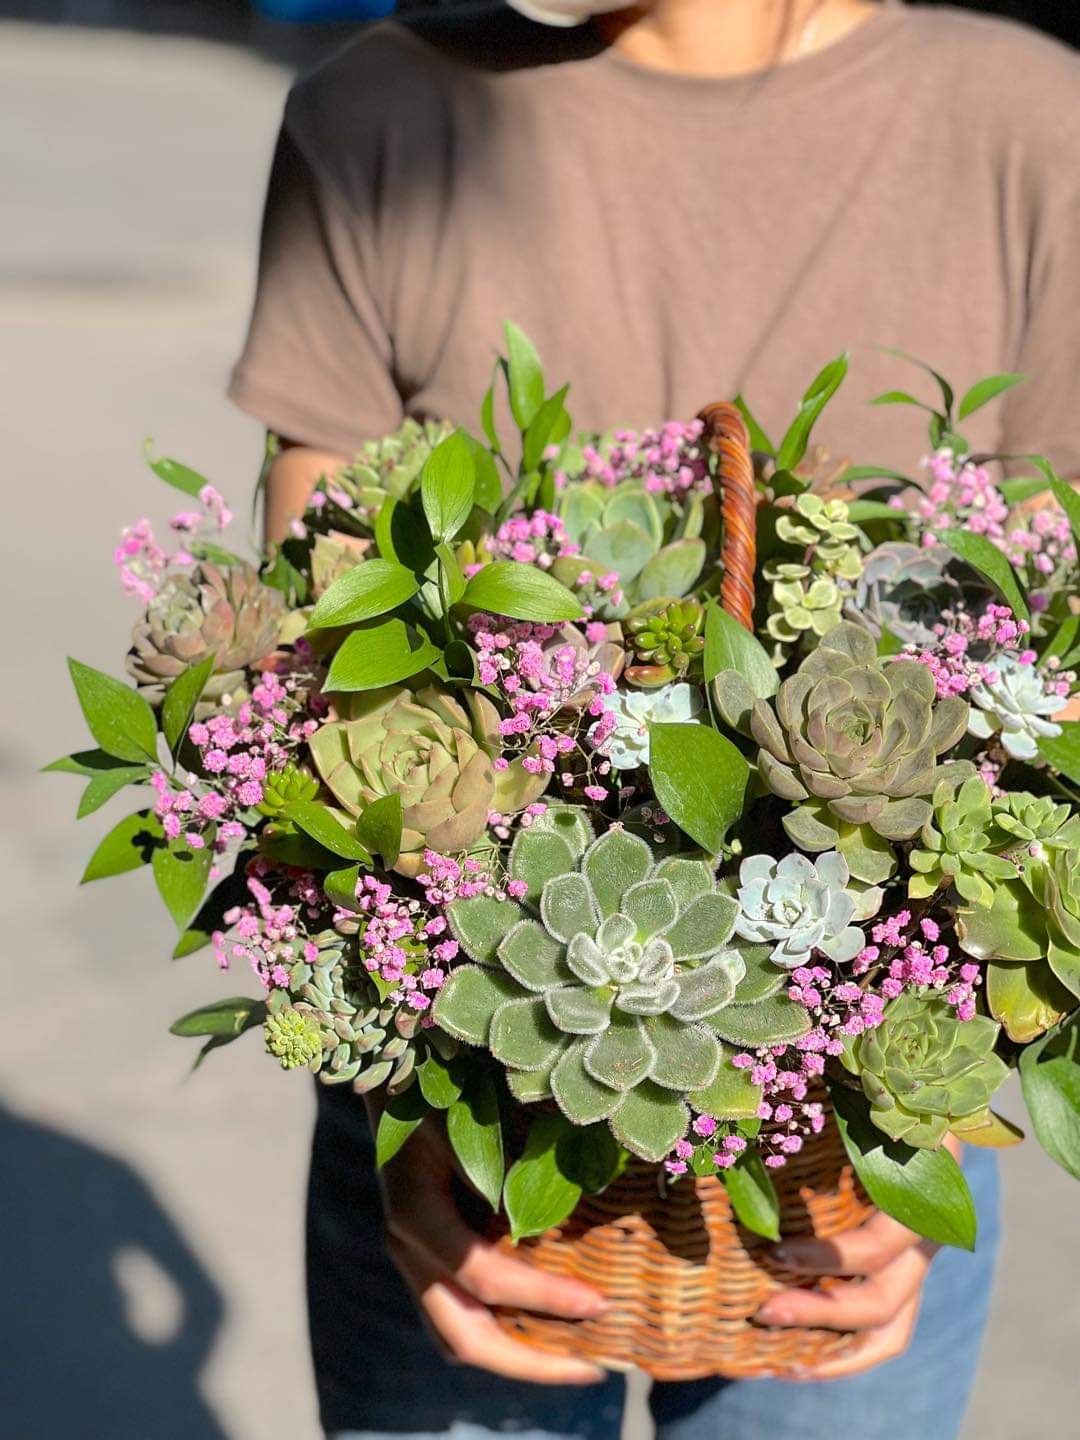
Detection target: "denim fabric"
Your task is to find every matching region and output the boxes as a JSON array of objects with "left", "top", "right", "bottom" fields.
[{"left": 311, "top": 1083, "right": 999, "bottom": 1440}]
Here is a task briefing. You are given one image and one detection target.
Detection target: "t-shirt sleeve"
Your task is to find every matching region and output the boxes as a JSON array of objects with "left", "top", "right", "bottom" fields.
[{"left": 228, "top": 112, "right": 404, "bottom": 456}]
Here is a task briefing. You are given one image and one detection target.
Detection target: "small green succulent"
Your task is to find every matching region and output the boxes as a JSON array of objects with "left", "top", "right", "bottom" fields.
[
  {"left": 433, "top": 814, "right": 808, "bottom": 1161},
  {"left": 775, "top": 494, "right": 863, "bottom": 580},
  {"left": 264, "top": 1007, "right": 324, "bottom": 1070},
  {"left": 551, "top": 482, "right": 707, "bottom": 619},
  {"left": 844, "top": 992, "right": 1008, "bottom": 1149},
  {"left": 624, "top": 598, "right": 706, "bottom": 687},
  {"left": 764, "top": 496, "right": 864, "bottom": 662},
  {"left": 764, "top": 561, "right": 845, "bottom": 657},
  {"left": 992, "top": 792, "right": 1080, "bottom": 852},
  {"left": 257, "top": 762, "right": 321, "bottom": 818},
  {"left": 909, "top": 776, "right": 1019, "bottom": 908}
]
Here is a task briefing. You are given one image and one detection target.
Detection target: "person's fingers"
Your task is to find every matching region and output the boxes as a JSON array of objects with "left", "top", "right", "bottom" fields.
[
  {"left": 391, "top": 1235, "right": 607, "bottom": 1385},
  {"left": 785, "top": 1293, "right": 921, "bottom": 1381},
  {"left": 755, "top": 1243, "right": 931, "bottom": 1332},
  {"left": 768, "top": 1207, "right": 927, "bottom": 1277}
]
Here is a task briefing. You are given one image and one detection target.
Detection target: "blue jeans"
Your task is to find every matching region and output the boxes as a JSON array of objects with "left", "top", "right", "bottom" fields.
[{"left": 309, "top": 1084, "right": 999, "bottom": 1440}]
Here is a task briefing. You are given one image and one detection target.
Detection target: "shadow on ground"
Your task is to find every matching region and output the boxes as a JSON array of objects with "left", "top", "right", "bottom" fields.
[{"left": 0, "top": 1103, "right": 227, "bottom": 1439}]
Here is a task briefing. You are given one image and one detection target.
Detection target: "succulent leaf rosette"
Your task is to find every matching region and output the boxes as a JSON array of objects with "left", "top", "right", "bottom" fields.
[
  {"left": 966, "top": 655, "right": 1066, "bottom": 760},
  {"left": 843, "top": 992, "right": 1008, "bottom": 1148},
  {"left": 752, "top": 623, "right": 971, "bottom": 883},
  {"left": 434, "top": 818, "right": 806, "bottom": 1161},
  {"left": 733, "top": 850, "right": 881, "bottom": 969},
  {"left": 308, "top": 684, "right": 548, "bottom": 876}
]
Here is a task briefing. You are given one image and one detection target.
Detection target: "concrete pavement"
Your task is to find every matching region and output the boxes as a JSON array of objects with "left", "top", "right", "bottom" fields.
[{"left": 0, "top": 17, "right": 1075, "bottom": 1439}]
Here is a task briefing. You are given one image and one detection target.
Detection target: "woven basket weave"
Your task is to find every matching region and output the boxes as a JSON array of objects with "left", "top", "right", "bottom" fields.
[{"left": 492, "top": 403, "right": 873, "bottom": 1379}]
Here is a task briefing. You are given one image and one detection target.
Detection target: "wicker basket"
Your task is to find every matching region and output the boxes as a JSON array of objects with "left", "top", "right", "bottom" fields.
[{"left": 492, "top": 404, "right": 873, "bottom": 1379}]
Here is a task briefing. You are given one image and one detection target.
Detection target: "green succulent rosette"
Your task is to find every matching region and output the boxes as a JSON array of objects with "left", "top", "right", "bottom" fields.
[
  {"left": 624, "top": 598, "right": 706, "bottom": 687},
  {"left": 958, "top": 801, "right": 1080, "bottom": 1040},
  {"left": 844, "top": 992, "right": 1009, "bottom": 1149},
  {"left": 308, "top": 684, "right": 548, "bottom": 877},
  {"left": 751, "top": 623, "right": 972, "bottom": 884},
  {"left": 433, "top": 814, "right": 808, "bottom": 1162},
  {"left": 908, "top": 775, "right": 1020, "bottom": 908}
]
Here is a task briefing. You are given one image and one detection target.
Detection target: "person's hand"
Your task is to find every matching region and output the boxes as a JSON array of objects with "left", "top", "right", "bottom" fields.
[
  {"left": 753, "top": 1206, "right": 937, "bottom": 1379},
  {"left": 370, "top": 1105, "right": 608, "bottom": 1384}
]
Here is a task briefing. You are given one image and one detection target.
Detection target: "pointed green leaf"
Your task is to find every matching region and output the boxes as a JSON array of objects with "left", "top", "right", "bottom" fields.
[
  {"left": 1037, "top": 722, "right": 1080, "bottom": 787},
  {"left": 724, "top": 1152, "right": 780, "bottom": 1241},
  {"left": 421, "top": 430, "right": 477, "bottom": 543},
  {"left": 161, "top": 653, "right": 217, "bottom": 756},
  {"left": 356, "top": 793, "right": 403, "bottom": 868},
  {"left": 323, "top": 619, "right": 440, "bottom": 694},
  {"left": 704, "top": 605, "right": 778, "bottom": 695},
  {"left": 280, "top": 801, "right": 371, "bottom": 863},
  {"left": 831, "top": 1081, "right": 977, "bottom": 1249},
  {"left": 76, "top": 765, "right": 150, "bottom": 818},
  {"left": 504, "top": 321, "right": 545, "bottom": 431},
  {"left": 308, "top": 559, "right": 420, "bottom": 630},
  {"left": 504, "top": 1111, "right": 582, "bottom": 1241},
  {"left": 775, "top": 354, "right": 849, "bottom": 472},
  {"left": 376, "top": 1085, "right": 431, "bottom": 1167},
  {"left": 523, "top": 385, "right": 571, "bottom": 473},
  {"left": 733, "top": 394, "right": 775, "bottom": 457},
  {"left": 418, "top": 1051, "right": 464, "bottom": 1110},
  {"left": 68, "top": 659, "right": 159, "bottom": 763},
  {"left": 173, "top": 867, "right": 251, "bottom": 958},
  {"left": 152, "top": 834, "right": 214, "bottom": 930},
  {"left": 649, "top": 722, "right": 749, "bottom": 854},
  {"left": 1019, "top": 1015, "right": 1080, "bottom": 1181},
  {"left": 957, "top": 372, "right": 1025, "bottom": 420},
  {"left": 461, "top": 561, "right": 584, "bottom": 622},
  {"left": 143, "top": 445, "right": 208, "bottom": 498},
  {"left": 447, "top": 1072, "right": 505, "bottom": 1210},
  {"left": 939, "top": 531, "right": 1029, "bottom": 624},
  {"left": 81, "top": 809, "right": 164, "bottom": 883},
  {"left": 169, "top": 995, "right": 265, "bottom": 1038}
]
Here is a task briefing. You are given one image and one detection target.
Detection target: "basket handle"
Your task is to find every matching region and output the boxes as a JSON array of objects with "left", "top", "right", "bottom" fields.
[{"left": 697, "top": 402, "right": 756, "bottom": 632}]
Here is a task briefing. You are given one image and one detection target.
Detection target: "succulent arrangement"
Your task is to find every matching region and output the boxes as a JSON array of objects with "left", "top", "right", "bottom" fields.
[{"left": 53, "top": 325, "right": 1080, "bottom": 1266}]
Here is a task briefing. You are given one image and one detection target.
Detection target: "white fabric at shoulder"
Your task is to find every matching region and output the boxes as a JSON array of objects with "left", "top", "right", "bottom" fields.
[{"left": 506, "top": 0, "right": 631, "bottom": 28}]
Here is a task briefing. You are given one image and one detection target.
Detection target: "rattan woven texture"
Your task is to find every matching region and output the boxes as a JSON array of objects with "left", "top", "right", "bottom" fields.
[{"left": 491, "top": 403, "right": 872, "bottom": 1378}]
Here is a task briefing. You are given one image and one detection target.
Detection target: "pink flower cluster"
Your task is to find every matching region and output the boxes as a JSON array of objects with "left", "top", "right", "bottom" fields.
[
  {"left": 479, "top": 511, "right": 578, "bottom": 576},
  {"left": 469, "top": 615, "right": 617, "bottom": 796},
  {"left": 214, "top": 863, "right": 326, "bottom": 988},
  {"left": 152, "top": 668, "right": 318, "bottom": 849},
  {"left": 904, "top": 603, "right": 1034, "bottom": 700},
  {"left": 571, "top": 421, "right": 709, "bottom": 502},
  {"left": 913, "top": 450, "right": 1008, "bottom": 546},
  {"left": 114, "top": 485, "right": 234, "bottom": 602},
  {"left": 1002, "top": 507, "right": 1077, "bottom": 601},
  {"left": 854, "top": 910, "right": 981, "bottom": 1021}
]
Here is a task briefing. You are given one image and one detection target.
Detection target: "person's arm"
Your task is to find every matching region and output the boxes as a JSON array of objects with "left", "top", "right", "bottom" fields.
[{"left": 263, "top": 440, "right": 347, "bottom": 547}]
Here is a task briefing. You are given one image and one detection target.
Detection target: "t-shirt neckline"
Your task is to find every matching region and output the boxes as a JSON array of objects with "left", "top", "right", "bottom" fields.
[{"left": 579, "top": 6, "right": 907, "bottom": 111}]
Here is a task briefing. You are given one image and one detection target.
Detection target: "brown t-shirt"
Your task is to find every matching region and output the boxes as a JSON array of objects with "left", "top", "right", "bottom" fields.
[{"left": 229, "top": 2, "right": 1080, "bottom": 477}]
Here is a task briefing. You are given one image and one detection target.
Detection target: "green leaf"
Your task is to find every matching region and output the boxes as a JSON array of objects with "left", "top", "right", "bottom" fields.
[
  {"left": 703, "top": 605, "right": 778, "bottom": 695},
  {"left": 836, "top": 465, "right": 913, "bottom": 487},
  {"left": 480, "top": 372, "right": 501, "bottom": 453},
  {"left": 1050, "top": 474, "right": 1080, "bottom": 556},
  {"left": 462, "top": 432, "right": 502, "bottom": 512},
  {"left": 280, "top": 801, "right": 372, "bottom": 863},
  {"left": 169, "top": 995, "right": 265, "bottom": 1037},
  {"left": 461, "top": 561, "right": 585, "bottom": 622},
  {"left": 143, "top": 444, "right": 208, "bottom": 498},
  {"left": 870, "top": 390, "right": 935, "bottom": 412},
  {"left": 1041, "top": 614, "right": 1080, "bottom": 667},
  {"left": 998, "top": 475, "right": 1050, "bottom": 507},
  {"left": 42, "top": 748, "right": 134, "bottom": 778},
  {"left": 161, "top": 654, "right": 216, "bottom": 757},
  {"left": 1038, "top": 722, "right": 1080, "bottom": 787},
  {"left": 308, "top": 558, "right": 420, "bottom": 631},
  {"left": 1019, "top": 1015, "right": 1080, "bottom": 1180},
  {"left": 81, "top": 809, "right": 163, "bottom": 883},
  {"left": 648, "top": 722, "right": 749, "bottom": 853},
  {"left": 845, "top": 500, "right": 906, "bottom": 525},
  {"left": 435, "top": 542, "right": 467, "bottom": 607},
  {"left": 447, "top": 1072, "right": 505, "bottom": 1211},
  {"left": 957, "top": 373, "right": 1025, "bottom": 421},
  {"left": 554, "top": 1123, "right": 627, "bottom": 1195},
  {"left": 733, "top": 394, "right": 775, "bottom": 457},
  {"left": 356, "top": 793, "right": 403, "bottom": 868},
  {"left": 504, "top": 321, "right": 545, "bottom": 431},
  {"left": 522, "top": 385, "right": 571, "bottom": 473},
  {"left": 173, "top": 867, "right": 251, "bottom": 958},
  {"left": 323, "top": 864, "right": 360, "bottom": 910},
  {"left": 775, "top": 354, "right": 849, "bottom": 472},
  {"left": 421, "top": 430, "right": 477, "bottom": 543},
  {"left": 723, "top": 1151, "right": 780, "bottom": 1241},
  {"left": 418, "top": 1051, "right": 464, "bottom": 1109},
  {"left": 939, "top": 531, "right": 1029, "bottom": 625},
  {"left": 504, "top": 1111, "right": 581, "bottom": 1241},
  {"left": 67, "top": 659, "right": 158, "bottom": 763},
  {"left": 375, "top": 1086, "right": 431, "bottom": 1167},
  {"left": 374, "top": 495, "right": 435, "bottom": 573},
  {"left": 323, "top": 619, "right": 440, "bottom": 694},
  {"left": 75, "top": 765, "right": 149, "bottom": 818},
  {"left": 152, "top": 835, "right": 214, "bottom": 930},
  {"left": 830, "top": 1081, "right": 977, "bottom": 1249},
  {"left": 878, "top": 350, "right": 955, "bottom": 419}
]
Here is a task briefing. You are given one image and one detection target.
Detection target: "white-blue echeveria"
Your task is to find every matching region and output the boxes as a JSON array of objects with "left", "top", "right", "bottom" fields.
[
  {"left": 595, "top": 682, "right": 703, "bottom": 771},
  {"left": 733, "top": 850, "right": 881, "bottom": 969},
  {"left": 966, "top": 656, "right": 1065, "bottom": 761}
]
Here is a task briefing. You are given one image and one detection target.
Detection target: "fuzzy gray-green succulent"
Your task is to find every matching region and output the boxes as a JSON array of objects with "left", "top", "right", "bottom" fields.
[{"left": 433, "top": 813, "right": 809, "bottom": 1161}]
